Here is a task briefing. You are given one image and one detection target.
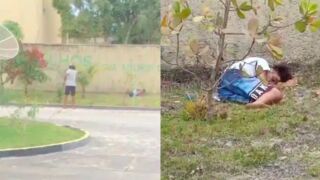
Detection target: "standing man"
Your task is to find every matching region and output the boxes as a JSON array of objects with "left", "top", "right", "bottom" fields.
[{"left": 64, "top": 65, "right": 77, "bottom": 108}]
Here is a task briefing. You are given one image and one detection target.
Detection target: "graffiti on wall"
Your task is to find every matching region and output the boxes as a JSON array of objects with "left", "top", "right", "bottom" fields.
[{"left": 44, "top": 52, "right": 160, "bottom": 73}]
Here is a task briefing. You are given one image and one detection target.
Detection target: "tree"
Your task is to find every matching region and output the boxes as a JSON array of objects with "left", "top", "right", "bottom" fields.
[
  {"left": 1, "top": 21, "right": 24, "bottom": 87},
  {"left": 107, "top": 0, "right": 160, "bottom": 44},
  {"left": 161, "top": 0, "right": 320, "bottom": 118},
  {"left": 52, "top": 0, "right": 75, "bottom": 42},
  {"left": 52, "top": 0, "right": 160, "bottom": 44},
  {"left": 2, "top": 21, "right": 24, "bottom": 40},
  {"left": 5, "top": 48, "right": 48, "bottom": 96},
  {"left": 77, "top": 65, "right": 98, "bottom": 98}
]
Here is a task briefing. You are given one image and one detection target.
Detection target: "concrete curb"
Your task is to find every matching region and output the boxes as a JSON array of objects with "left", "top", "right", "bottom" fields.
[
  {"left": 0, "top": 126, "right": 90, "bottom": 158},
  {"left": 3, "top": 103, "right": 160, "bottom": 111}
]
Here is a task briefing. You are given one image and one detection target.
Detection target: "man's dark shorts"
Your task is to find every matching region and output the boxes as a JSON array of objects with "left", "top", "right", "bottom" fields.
[{"left": 65, "top": 86, "right": 76, "bottom": 96}]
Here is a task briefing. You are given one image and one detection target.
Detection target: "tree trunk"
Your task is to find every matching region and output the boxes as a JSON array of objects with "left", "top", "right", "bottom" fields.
[
  {"left": 81, "top": 86, "right": 86, "bottom": 98},
  {"left": 207, "top": 0, "right": 231, "bottom": 119},
  {"left": 24, "top": 85, "right": 28, "bottom": 97},
  {"left": 124, "top": 18, "right": 137, "bottom": 44},
  {"left": 206, "top": 89, "right": 213, "bottom": 120},
  {"left": 214, "top": 0, "right": 231, "bottom": 81}
]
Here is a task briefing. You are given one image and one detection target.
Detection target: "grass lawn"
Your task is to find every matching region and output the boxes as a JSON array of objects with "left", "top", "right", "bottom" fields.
[
  {"left": 162, "top": 86, "right": 320, "bottom": 179},
  {"left": 0, "top": 117, "right": 85, "bottom": 149},
  {"left": 1, "top": 89, "right": 160, "bottom": 108}
]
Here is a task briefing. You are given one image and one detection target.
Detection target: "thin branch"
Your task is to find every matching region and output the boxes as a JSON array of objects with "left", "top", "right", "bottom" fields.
[
  {"left": 258, "top": 18, "right": 304, "bottom": 35},
  {"left": 218, "top": 0, "right": 236, "bottom": 11},
  {"left": 173, "top": 33, "right": 206, "bottom": 87},
  {"left": 220, "top": 59, "right": 241, "bottom": 65},
  {"left": 218, "top": 0, "right": 226, "bottom": 8},
  {"left": 223, "top": 32, "right": 246, "bottom": 35},
  {"left": 161, "top": 57, "right": 178, "bottom": 66},
  {"left": 240, "top": 38, "right": 255, "bottom": 60},
  {"left": 175, "top": 33, "right": 180, "bottom": 64},
  {"left": 269, "top": 18, "right": 303, "bottom": 33}
]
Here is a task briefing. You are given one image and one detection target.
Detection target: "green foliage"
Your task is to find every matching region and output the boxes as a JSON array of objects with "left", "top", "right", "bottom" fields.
[
  {"left": 53, "top": 0, "right": 160, "bottom": 44},
  {"left": 267, "top": 0, "right": 283, "bottom": 11},
  {"left": 239, "top": 2, "right": 252, "bottom": 11},
  {"left": 4, "top": 48, "right": 48, "bottom": 96},
  {"left": 295, "top": 0, "right": 320, "bottom": 33},
  {"left": 161, "top": 87, "right": 311, "bottom": 179},
  {"left": 0, "top": 117, "right": 84, "bottom": 149},
  {"left": 77, "top": 65, "right": 98, "bottom": 98},
  {"left": 308, "top": 164, "right": 320, "bottom": 177},
  {"left": 14, "top": 53, "right": 48, "bottom": 91},
  {"left": 56, "top": 87, "right": 64, "bottom": 103},
  {"left": 2, "top": 20, "right": 24, "bottom": 40},
  {"left": 26, "top": 105, "right": 39, "bottom": 120},
  {"left": 161, "top": 1, "right": 191, "bottom": 34}
]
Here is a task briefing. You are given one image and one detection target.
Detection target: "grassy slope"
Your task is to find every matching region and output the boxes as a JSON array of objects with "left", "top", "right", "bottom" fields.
[
  {"left": 0, "top": 117, "right": 85, "bottom": 149},
  {"left": 162, "top": 86, "right": 320, "bottom": 179}
]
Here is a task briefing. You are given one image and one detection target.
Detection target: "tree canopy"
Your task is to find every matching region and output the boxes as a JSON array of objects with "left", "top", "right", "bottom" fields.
[{"left": 53, "top": 0, "right": 160, "bottom": 44}]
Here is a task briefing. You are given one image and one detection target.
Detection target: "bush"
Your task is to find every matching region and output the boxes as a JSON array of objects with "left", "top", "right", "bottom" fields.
[
  {"left": 4, "top": 47, "right": 48, "bottom": 95},
  {"left": 182, "top": 100, "right": 207, "bottom": 121},
  {"left": 56, "top": 87, "right": 64, "bottom": 103}
]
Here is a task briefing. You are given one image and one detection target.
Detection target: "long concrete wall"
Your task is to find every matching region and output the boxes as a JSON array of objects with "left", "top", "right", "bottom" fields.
[{"left": 7, "top": 44, "right": 160, "bottom": 94}]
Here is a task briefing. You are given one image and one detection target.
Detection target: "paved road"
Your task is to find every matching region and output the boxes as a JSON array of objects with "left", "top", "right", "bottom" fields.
[{"left": 0, "top": 107, "right": 160, "bottom": 180}]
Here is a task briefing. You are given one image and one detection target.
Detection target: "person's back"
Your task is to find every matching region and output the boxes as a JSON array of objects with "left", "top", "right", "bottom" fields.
[
  {"left": 64, "top": 65, "right": 77, "bottom": 108},
  {"left": 65, "top": 68, "right": 77, "bottom": 87},
  {"left": 229, "top": 57, "right": 271, "bottom": 77}
]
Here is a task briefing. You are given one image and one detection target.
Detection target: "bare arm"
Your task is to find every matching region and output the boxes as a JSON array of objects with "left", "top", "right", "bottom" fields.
[{"left": 258, "top": 70, "right": 269, "bottom": 84}]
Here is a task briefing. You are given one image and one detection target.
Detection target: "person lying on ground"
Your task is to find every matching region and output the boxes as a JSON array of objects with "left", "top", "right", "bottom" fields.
[
  {"left": 128, "top": 89, "right": 146, "bottom": 97},
  {"left": 217, "top": 57, "right": 294, "bottom": 108}
]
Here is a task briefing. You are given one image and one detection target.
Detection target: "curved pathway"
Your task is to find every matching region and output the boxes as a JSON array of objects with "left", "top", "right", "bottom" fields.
[{"left": 0, "top": 107, "right": 160, "bottom": 180}]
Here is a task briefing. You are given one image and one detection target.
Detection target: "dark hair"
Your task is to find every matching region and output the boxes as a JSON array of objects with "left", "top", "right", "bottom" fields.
[
  {"left": 273, "top": 63, "right": 293, "bottom": 82},
  {"left": 69, "top": 65, "right": 76, "bottom": 70}
]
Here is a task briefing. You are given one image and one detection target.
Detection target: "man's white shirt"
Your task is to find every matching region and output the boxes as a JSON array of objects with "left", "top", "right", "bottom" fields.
[{"left": 65, "top": 69, "right": 77, "bottom": 86}]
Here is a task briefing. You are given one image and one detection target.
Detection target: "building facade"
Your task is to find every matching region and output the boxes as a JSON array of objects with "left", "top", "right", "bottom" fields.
[{"left": 0, "top": 0, "right": 61, "bottom": 44}]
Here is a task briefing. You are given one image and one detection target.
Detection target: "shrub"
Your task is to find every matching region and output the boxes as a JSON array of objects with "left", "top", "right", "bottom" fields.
[
  {"left": 4, "top": 47, "right": 48, "bottom": 95},
  {"left": 183, "top": 99, "right": 207, "bottom": 121}
]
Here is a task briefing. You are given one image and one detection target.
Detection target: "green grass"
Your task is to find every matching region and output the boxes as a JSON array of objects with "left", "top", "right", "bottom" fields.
[
  {"left": 0, "top": 117, "right": 85, "bottom": 149},
  {"left": 161, "top": 88, "right": 310, "bottom": 179},
  {"left": 0, "top": 118, "right": 84, "bottom": 149},
  {"left": 232, "top": 146, "right": 278, "bottom": 167},
  {"left": 308, "top": 164, "right": 320, "bottom": 177},
  {"left": 0, "top": 89, "right": 160, "bottom": 108}
]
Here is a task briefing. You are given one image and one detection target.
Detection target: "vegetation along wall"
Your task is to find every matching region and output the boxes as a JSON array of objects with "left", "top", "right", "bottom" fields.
[{"left": 7, "top": 44, "right": 160, "bottom": 94}]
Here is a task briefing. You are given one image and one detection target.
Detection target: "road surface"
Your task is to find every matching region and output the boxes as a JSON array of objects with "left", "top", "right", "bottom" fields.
[{"left": 0, "top": 107, "right": 160, "bottom": 180}]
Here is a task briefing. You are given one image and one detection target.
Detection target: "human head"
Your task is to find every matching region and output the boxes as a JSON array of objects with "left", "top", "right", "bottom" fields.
[
  {"left": 267, "top": 63, "right": 293, "bottom": 84},
  {"left": 69, "top": 64, "right": 76, "bottom": 70}
]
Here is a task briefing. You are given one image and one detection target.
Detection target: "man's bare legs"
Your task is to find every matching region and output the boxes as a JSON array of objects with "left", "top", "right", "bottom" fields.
[
  {"left": 63, "top": 95, "right": 68, "bottom": 108},
  {"left": 246, "top": 88, "right": 283, "bottom": 109},
  {"left": 71, "top": 95, "right": 76, "bottom": 108},
  {"left": 64, "top": 95, "right": 75, "bottom": 108}
]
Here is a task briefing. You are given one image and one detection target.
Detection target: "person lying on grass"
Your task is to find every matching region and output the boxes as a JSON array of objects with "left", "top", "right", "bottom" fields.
[{"left": 217, "top": 57, "right": 297, "bottom": 108}]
